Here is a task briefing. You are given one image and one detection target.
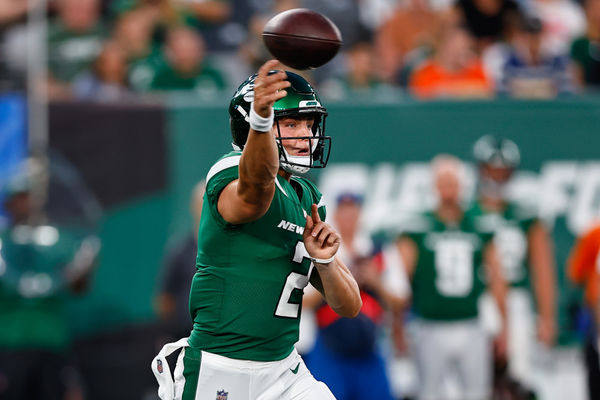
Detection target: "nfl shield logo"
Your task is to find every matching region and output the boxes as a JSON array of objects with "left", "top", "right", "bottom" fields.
[
  {"left": 216, "top": 390, "right": 228, "bottom": 400},
  {"left": 156, "top": 359, "right": 163, "bottom": 374}
]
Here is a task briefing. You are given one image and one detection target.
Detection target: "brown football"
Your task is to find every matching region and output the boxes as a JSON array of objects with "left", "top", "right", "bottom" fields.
[{"left": 262, "top": 8, "right": 342, "bottom": 70}]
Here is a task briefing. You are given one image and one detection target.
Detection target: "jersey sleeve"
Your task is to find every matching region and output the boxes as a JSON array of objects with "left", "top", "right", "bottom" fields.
[{"left": 204, "top": 153, "right": 242, "bottom": 227}]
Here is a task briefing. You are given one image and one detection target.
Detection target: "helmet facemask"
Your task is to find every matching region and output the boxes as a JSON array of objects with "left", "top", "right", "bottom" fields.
[{"left": 274, "top": 112, "right": 331, "bottom": 175}]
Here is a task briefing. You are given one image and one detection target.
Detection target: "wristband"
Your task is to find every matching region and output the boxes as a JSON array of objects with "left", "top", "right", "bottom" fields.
[
  {"left": 311, "top": 255, "right": 336, "bottom": 264},
  {"left": 249, "top": 102, "right": 274, "bottom": 133}
]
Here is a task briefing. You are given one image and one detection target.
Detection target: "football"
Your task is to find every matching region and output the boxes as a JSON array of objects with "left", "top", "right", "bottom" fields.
[{"left": 262, "top": 8, "right": 342, "bottom": 70}]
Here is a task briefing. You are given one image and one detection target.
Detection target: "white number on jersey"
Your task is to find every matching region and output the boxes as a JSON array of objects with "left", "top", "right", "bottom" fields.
[
  {"left": 434, "top": 238, "right": 474, "bottom": 297},
  {"left": 275, "top": 241, "right": 314, "bottom": 318}
]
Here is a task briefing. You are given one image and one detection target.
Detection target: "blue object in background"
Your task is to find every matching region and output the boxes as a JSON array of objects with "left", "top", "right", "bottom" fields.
[{"left": 0, "top": 94, "right": 27, "bottom": 227}]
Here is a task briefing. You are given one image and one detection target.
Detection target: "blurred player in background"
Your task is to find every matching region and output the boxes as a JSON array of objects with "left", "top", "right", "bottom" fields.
[
  {"left": 151, "top": 60, "right": 361, "bottom": 400},
  {"left": 396, "top": 155, "right": 507, "bottom": 400},
  {"left": 0, "top": 171, "right": 100, "bottom": 400},
  {"left": 303, "top": 192, "right": 406, "bottom": 400},
  {"left": 155, "top": 180, "right": 205, "bottom": 342},
  {"left": 567, "top": 222, "right": 600, "bottom": 400},
  {"left": 469, "top": 135, "right": 556, "bottom": 397}
]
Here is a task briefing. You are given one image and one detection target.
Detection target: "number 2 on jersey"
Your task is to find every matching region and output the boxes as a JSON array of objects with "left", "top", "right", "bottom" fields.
[{"left": 275, "top": 241, "right": 314, "bottom": 318}]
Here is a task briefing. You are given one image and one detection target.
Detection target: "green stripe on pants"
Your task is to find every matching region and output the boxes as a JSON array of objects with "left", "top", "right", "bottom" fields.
[{"left": 182, "top": 347, "right": 202, "bottom": 400}]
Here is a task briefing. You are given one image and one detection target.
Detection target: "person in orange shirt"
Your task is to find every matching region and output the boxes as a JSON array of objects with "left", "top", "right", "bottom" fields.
[
  {"left": 375, "top": 0, "right": 441, "bottom": 83},
  {"left": 568, "top": 222, "right": 600, "bottom": 400},
  {"left": 409, "top": 23, "right": 494, "bottom": 99}
]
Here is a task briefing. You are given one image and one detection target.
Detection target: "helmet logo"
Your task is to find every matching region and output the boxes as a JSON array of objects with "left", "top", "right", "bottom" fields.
[
  {"left": 233, "top": 82, "right": 255, "bottom": 103},
  {"left": 299, "top": 100, "right": 321, "bottom": 108}
]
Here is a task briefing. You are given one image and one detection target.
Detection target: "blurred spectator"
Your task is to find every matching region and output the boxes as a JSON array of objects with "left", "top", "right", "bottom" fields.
[
  {"left": 0, "top": 0, "right": 31, "bottom": 26},
  {"left": 72, "top": 40, "right": 133, "bottom": 101},
  {"left": 396, "top": 155, "right": 507, "bottom": 400},
  {"left": 239, "top": 0, "right": 299, "bottom": 74},
  {"left": 375, "top": 0, "right": 441, "bottom": 83},
  {"left": 320, "top": 41, "right": 392, "bottom": 100},
  {"left": 570, "top": 0, "right": 600, "bottom": 88},
  {"left": 453, "top": 0, "right": 519, "bottom": 50},
  {"left": 155, "top": 181, "right": 204, "bottom": 341},
  {"left": 0, "top": 0, "right": 31, "bottom": 89},
  {"left": 0, "top": 172, "right": 100, "bottom": 400},
  {"left": 567, "top": 222, "right": 600, "bottom": 400},
  {"left": 469, "top": 135, "right": 557, "bottom": 397},
  {"left": 301, "top": 0, "right": 372, "bottom": 50},
  {"left": 110, "top": 0, "right": 233, "bottom": 53},
  {"left": 0, "top": 1, "right": 46, "bottom": 91},
  {"left": 109, "top": 0, "right": 193, "bottom": 25},
  {"left": 114, "top": 9, "right": 156, "bottom": 62},
  {"left": 533, "top": 0, "right": 586, "bottom": 56},
  {"left": 300, "top": 0, "right": 373, "bottom": 83},
  {"left": 498, "top": 14, "right": 574, "bottom": 98},
  {"left": 111, "top": 0, "right": 203, "bottom": 47},
  {"left": 303, "top": 192, "right": 405, "bottom": 400},
  {"left": 113, "top": 9, "right": 162, "bottom": 91},
  {"left": 409, "top": 23, "right": 494, "bottom": 99},
  {"left": 173, "top": 0, "right": 231, "bottom": 24},
  {"left": 142, "top": 26, "right": 226, "bottom": 94},
  {"left": 47, "top": 0, "right": 108, "bottom": 99},
  {"left": 175, "top": 0, "right": 236, "bottom": 52}
]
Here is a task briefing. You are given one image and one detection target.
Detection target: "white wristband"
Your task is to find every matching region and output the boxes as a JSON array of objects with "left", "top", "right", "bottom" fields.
[
  {"left": 311, "top": 255, "right": 336, "bottom": 264},
  {"left": 249, "top": 102, "right": 274, "bottom": 133}
]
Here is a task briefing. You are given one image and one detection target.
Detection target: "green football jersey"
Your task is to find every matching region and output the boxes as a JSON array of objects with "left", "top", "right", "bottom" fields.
[
  {"left": 0, "top": 225, "right": 84, "bottom": 351},
  {"left": 406, "top": 211, "right": 492, "bottom": 321},
  {"left": 188, "top": 152, "right": 326, "bottom": 361},
  {"left": 467, "top": 201, "right": 537, "bottom": 289}
]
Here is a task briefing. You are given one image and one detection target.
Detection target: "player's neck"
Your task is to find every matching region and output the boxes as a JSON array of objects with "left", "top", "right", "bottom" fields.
[
  {"left": 278, "top": 169, "right": 292, "bottom": 181},
  {"left": 480, "top": 196, "right": 506, "bottom": 212},
  {"left": 436, "top": 204, "right": 463, "bottom": 224}
]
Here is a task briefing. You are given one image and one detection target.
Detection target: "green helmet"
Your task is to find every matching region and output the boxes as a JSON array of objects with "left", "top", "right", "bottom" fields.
[
  {"left": 228, "top": 71, "right": 330, "bottom": 174},
  {"left": 473, "top": 135, "right": 520, "bottom": 169},
  {"left": 473, "top": 135, "right": 520, "bottom": 199}
]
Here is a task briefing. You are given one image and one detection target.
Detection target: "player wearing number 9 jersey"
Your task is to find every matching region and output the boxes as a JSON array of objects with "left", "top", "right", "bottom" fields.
[
  {"left": 396, "top": 155, "right": 507, "bottom": 400},
  {"left": 151, "top": 60, "right": 361, "bottom": 400}
]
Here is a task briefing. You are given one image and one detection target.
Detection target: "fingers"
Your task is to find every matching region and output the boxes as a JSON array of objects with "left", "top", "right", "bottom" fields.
[
  {"left": 257, "top": 59, "right": 280, "bottom": 78},
  {"left": 253, "top": 60, "right": 290, "bottom": 117},
  {"left": 303, "top": 214, "right": 314, "bottom": 239},
  {"left": 311, "top": 204, "right": 321, "bottom": 224},
  {"left": 311, "top": 222, "right": 340, "bottom": 248}
]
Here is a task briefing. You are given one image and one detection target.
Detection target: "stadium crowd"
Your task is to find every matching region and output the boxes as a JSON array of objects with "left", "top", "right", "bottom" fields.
[{"left": 0, "top": 0, "right": 599, "bottom": 100}]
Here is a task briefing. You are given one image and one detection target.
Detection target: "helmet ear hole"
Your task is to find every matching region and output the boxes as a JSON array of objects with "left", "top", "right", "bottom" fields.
[{"left": 311, "top": 115, "right": 322, "bottom": 135}]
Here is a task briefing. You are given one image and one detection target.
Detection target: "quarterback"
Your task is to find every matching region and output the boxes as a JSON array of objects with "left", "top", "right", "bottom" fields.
[{"left": 152, "top": 60, "right": 361, "bottom": 400}]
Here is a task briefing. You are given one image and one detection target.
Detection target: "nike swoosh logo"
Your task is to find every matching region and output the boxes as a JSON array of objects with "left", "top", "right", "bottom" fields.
[{"left": 290, "top": 362, "right": 300, "bottom": 374}]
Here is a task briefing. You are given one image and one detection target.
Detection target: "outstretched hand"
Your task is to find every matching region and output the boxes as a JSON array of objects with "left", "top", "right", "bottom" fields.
[{"left": 303, "top": 204, "right": 340, "bottom": 263}]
